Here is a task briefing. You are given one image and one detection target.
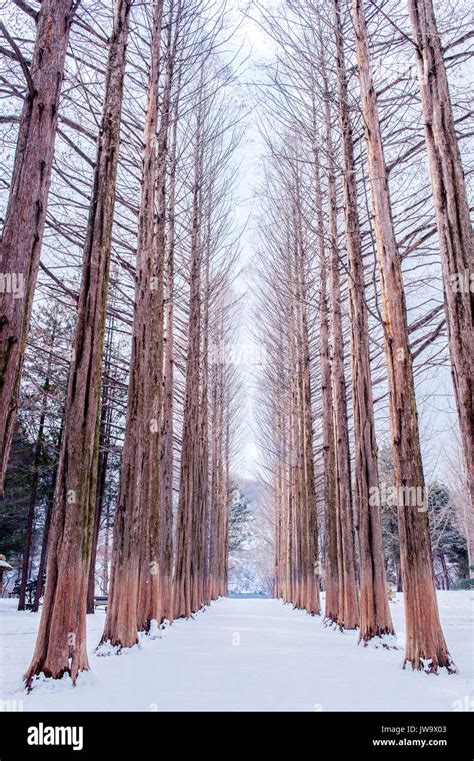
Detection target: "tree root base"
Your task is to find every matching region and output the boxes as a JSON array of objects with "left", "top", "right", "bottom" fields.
[
  {"left": 402, "top": 655, "right": 457, "bottom": 675},
  {"left": 24, "top": 663, "right": 89, "bottom": 692}
]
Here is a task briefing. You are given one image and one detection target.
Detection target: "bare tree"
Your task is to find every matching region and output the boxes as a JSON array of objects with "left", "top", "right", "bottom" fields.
[
  {"left": 0, "top": 0, "right": 79, "bottom": 493},
  {"left": 101, "top": 0, "right": 164, "bottom": 649},
  {"left": 352, "top": 0, "right": 453, "bottom": 672},
  {"left": 407, "top": 0, "right": 473, "bottom": 520},
  {"left": 25, "top": 0, "right": 132, "bottom": 686},
  {"left": 331, "top": 0, "right": 393, "bottom": 640}
]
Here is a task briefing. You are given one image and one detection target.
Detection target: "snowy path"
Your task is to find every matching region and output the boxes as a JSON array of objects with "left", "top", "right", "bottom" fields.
[{"left": 1, "top": 593, "right": 472, "bottom": 711}]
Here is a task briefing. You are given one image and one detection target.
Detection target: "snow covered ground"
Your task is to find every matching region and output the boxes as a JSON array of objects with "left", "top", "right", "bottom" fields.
[{"left": 0, "top": 592, "right": 472, "bottom": 712}]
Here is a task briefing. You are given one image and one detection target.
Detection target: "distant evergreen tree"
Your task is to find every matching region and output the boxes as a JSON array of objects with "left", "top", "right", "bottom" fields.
[
  {"left": 379, "top": 447, "right": 468, "bottom": 590},
  {"left": 228, "top": 486, "right": 251, "bottom": 553},
  {"left": 428, "top": 483, "right": 469, "bottom": 588},
  {"left": 0, "top": 425, "right": 36, "bottom": 564}
]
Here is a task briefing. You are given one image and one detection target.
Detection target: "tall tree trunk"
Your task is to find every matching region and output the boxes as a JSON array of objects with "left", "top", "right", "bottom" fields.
[
  {"left": 25, "top": 0, "right": 132, "bottom": 686},
  {"left": 101, "top": 499, "right": 111, "bottom": 595},
  {"left": 160, "top": 184, "right": 175, "bottom": 623},
  {"left": 197, "top": 233, "right": 210, "bottom": 607},
  {"left": 86, "top": 434, "right": 107, "bottom": 615},
  {"left": 208, "top": 348, "right": 219, "bottom": 601},
  {"left": 221, "top": 413, "right": 230, "bottom": 596},
  {"left": 407, "top": 0, "right": 474, "bottom": 522},
  {"left": 461, "top": 495, "right": 474, "bottom": 580},
  {"left": 0, "top": 0, "right": 79, "bottom": 494},
  {"left": 288, "top": 266, "right": 301, "bottom": 607},
  {"left": 332, "top": 0, "right": 393, "bottom": 641},
  {"left": 314, "top": 141, "right": 339, "bottom": 624},
  {"left": 208, "top": 297, "right": 231, "bottom": 601},
  {"left": 144, "top": 1, "right": 183, "bottom": 626},
  {"left": 136, "top": 7, "right": 178, "bottom": 632},
  {"left": 352, "top": 0, "right": 453, "bottom": 672},
  {"left": 438, "top": 551, "right": 450, "bottom": 591},
  {"left": 293, "top": 165, "right": 320, "bottom": 615},
  {"left": 208, "top": 304, "right": 226, "bottom": 600},
  {"left": 86, "top": 350, "right": 112, "bottom": 615},
  {"left": 159, "top": 10, "right": 181, "bottom": 624},
  {"left": 396, "top": 563, "right": 403, "bottom": 593},
  {"left": 322, "top": 60, "right": 359, "bottom": 630},
  {"left": 101, "top": 0, "right": 163, "bottom": 649},
  {"left": 299, "top": 265, "right": 320, "bottom": 614},
  {"left": 18, "top": 478, "right": 38, "bottom": 610},
  {"left": 272, "top": 393, "right": 283, "bottom": 599},
  {"left": 173, "top": 94, "right": 204, "bottom": 619}
]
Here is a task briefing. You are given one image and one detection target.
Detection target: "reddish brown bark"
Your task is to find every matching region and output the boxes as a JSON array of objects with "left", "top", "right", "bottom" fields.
[
  {"left": 407, "top": 0, "right": 474, "bottom": 521},
  {"left": 299, "top": 273, "right": 320, "bottom": 615},
  {"left": 272, "top": 396, "right": 285, "bottom": 599},
  {"left": 197, "top": 237, "right": 211, "bottom": 607},
  {"left": 208, "top": 310, "right": 226, "bottom": 601},
  {"left": 208, "top": 288, "right": 232, "bottom": 602},
  {"left": 269, "top": 161, "right": 320, "bottom": 615},
  {"left": 295, "top": 172, "right": 320, "bottom": 615},
  {"left": 159, "top": 2, "right": 182, "bottom": 625},
  {"left": 313, "top": 140, "right": 339, "bottom": 624},
  {"left": 332, "top": 0, "right": 393, "bottom": 641},
  {"left": 135, "top": 1, "right": 183, "bottom": 632},
  {"left": 25, "top": 0, "right": 132, "bottom": 686},
  {"left": 101, "top": 0, "right": 164, "bottom": 648},
  {"left": 173, "top": 79, "right": 206, "bottom": 618},
  {"left": 353, "top": 0, "right": 453, "bottom": 672},
  {"left": 322, "top": 61, "right": 359, "bottom": 630},
  {"left": 160, "top": 183, "right": 175, "bottom": 623},
  {"left": 0, "top": 0, "right": 79, "bottom": 494},
  {"left": 288, "top": 273, "right": 300, "bottom": 606}
]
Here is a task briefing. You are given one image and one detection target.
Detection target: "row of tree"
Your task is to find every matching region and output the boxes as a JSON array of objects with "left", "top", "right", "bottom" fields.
[
  {"left": 0, "top": 0, "right": 243, "bottom": 686},
  {"left": 255, "top": 0, "right": 472, "bottom": 672}
]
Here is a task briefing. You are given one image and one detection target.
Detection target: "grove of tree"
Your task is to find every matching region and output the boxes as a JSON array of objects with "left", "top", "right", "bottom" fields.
[{"left": 0, "top": 0, "right": 471, "bottom": 686}]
